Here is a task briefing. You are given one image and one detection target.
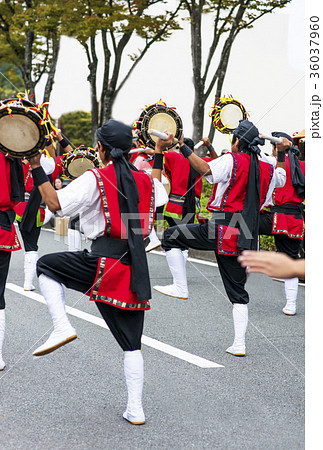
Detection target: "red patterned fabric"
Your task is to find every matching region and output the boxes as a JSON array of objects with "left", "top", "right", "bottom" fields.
[
  {"left": 89, "top": 164, "right": 155, "bottom": 310},
  {"left": 0, "top": 153, "right": 21, "bottom": 251},
  {"left": 272, "top": 156, "right": 305, "bottom": 239},
  {"left": 207, "top": 153, "right": 274, "bottom": 255}
]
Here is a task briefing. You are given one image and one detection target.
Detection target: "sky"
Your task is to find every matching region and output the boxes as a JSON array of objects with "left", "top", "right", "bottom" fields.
[{"left": 35, "top": 0, "right": 305, "bottom": 154}]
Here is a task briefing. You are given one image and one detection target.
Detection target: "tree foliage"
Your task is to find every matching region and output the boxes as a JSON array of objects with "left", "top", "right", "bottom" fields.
[
  {"left": 0, "top": 0, "right": 64, "bottom": 102},
  {"left": 0, "top": 63, "right": 24, "bottom": 99},
  {"left": 180, "top": 0, "right": 292, "bottom": 143},
  {"left": 60, "top": 110, "right": 92, "bottom": 148}
]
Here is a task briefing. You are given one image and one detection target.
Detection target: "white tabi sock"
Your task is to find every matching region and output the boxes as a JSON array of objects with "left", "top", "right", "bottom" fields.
[
  {"left": 283, "top": 277, "right": 298, "bottom": 315},
  {"left": 226, "top": 304, "right": 248, "bottom": 356},
  {"left": 123, "top": 350, "right": 145, "bottom": 425},
  {"left": 153, "top": 248, "right": 188, "bottom": 299},
  {"left": 33, "top": 274, "right": 77, "bottom": 356},
  {"left": 24, "top": 251, "right": 38, "bottom": 291},
  {"left": 0, "top": 309, "right": 6, "bottom": 370}
]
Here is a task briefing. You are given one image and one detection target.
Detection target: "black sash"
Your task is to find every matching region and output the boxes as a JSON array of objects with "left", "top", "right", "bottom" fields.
[
  {"left": 270, "top": 204, "right": 304, "bottom": 219},
  {"left": 90, "top": 236, "right": 131, "bottom": 265}
]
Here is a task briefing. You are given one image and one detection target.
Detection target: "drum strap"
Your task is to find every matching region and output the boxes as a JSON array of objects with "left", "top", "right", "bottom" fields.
[
  {"left": 182, "top": 167, "right": 199, "bottom": 222},
  {"left": 90, "top": 236, "right": 131, "bottom": 265},
  {"left": 8, "top": 157, "right": 24, "bottom": 202},
  {"left": 0, "top": 210, "right": 16, "bottom": 232}
]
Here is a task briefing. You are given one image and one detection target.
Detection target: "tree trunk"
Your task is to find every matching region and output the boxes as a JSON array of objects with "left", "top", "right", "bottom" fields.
[
  {"left": 84, "top": 36, "right": 99, "bottom": 145},
  {"left": 43, "top": 30, "right": 60, "bottom": 104},
  {"left": 99, "top": 29, "right": 111, "bottom": 127},
  {"left": 190, "top": 4, "right": 205, "bottom": 144},
  {"left": 23, "top": 30, "right": 36, "bottom": 101}
]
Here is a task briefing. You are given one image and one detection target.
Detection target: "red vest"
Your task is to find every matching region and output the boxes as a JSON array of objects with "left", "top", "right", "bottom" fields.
[
  {"left": 0, "top": 154, "right": 21, "bottom": 251},
  {"left": 207, "top": 152, "right": 274, "bottom": 255},
  {"left": 89, "top": 164, "right": 155, "bottom": 310},
  {"left": 272, "top": 156, "right": 305, "bottom": 239}
]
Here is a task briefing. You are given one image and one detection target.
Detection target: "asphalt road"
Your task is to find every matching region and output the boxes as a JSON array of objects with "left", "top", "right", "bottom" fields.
[{"left": 0, "top": 229, "right": 305, "bottom": 449}]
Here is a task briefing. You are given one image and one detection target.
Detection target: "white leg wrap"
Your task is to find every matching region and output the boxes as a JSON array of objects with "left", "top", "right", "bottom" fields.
[
  {"left": 24, "top": 251, "right": 38, "bottom": 291},
  {"left": 153, "top": 248, "right": 188, "bottom": 298},
  {"left": 145, "top": 228, "right": 161, "bottom": 252},
  {"left": 33, "top": 275, "right": 77, "bottom": 356},
  {"left": 283, "top": 277, "right": 298, "bottom": 315},
  {"left": 123, "top": 350, "right": 145, "bottom": 424},
  {"left": 226, "top": 304, "right": 248, "bottom": 356},
  {"left": 0, "top": 309, "right": 5, "bottom": 370}
]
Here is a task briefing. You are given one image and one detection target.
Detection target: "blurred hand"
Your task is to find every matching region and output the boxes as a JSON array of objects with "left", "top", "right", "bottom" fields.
[
  {"left": 238, "top": 250, "right": 304, "bottom": 279},
  {"left": 155, "top": 131, "right": 174, "bottom": 153},
  {"left": 276, "top": 137, "right": 291, "bottom": 152},
  {"left": 28, "top": 152, "right": 42, "bottom": 168}
]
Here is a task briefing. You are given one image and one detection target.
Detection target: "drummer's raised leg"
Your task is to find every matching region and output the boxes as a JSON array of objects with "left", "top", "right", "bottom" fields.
[
  {"left": 33, "top": 251, "right": 99, "bottom": 356},
  {"left": 153, "top": 222, "right": 217, "bottom": 299}
]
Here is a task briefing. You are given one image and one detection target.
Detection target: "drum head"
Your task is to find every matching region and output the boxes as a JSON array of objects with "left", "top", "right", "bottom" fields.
[
  {"left": 136, "top": 104, "right": 182, "bottom": 149},
  {"left": 0, "top": 98, "right": 50, "bottom": 158},
  {"left": 0, "top": 114, "right": 40, "bottom": 152},
  {"left": 219, "top": 103, "right": 245, "bottom": 131},
  {"left": 67, "top": 158, "right": 95, "bottom": 179},
  {"left": 63, "top": 147, "right": 100, "bottom": 180},
  {"left": 210, "top": 98, "right": 247, "bottom": 134}
]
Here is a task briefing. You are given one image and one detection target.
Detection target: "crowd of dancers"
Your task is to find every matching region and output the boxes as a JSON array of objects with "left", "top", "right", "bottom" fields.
[{"left": 0, "top": 107, "right": 305, "bottom": 425}]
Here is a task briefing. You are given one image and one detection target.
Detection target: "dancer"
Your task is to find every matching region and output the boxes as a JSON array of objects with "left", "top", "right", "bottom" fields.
[
  {"left": 154, "top": 120, "right": 289, "bottom": 356},
  {"left": 28, "top": 120, "right": 169, "bottom": 424},
  {"left": 15, "top": 143, "right": 56, "bottom": 290},
  {"left": 0, "top": 152, "right": 24, "bottom": 370},
  {"left": 259, "top": 131, "right": 305, "bottom": 315}
]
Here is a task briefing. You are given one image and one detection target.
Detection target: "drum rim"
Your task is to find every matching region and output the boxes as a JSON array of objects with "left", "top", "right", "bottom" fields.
[
  {"left": 135, "top": 104, "right": 183, "bottom": 149},
  {"left": 211, "top": 98, "right": 247, "bottom": 134},
  {"left": 62, "top": 146, "right": 99, "bottom": 180},
  {"left": 0, "top": 98, "right": 50, "bottom": 158}
]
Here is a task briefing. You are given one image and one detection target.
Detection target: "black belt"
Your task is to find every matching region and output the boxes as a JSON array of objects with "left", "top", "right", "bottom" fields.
[
  {"left": 90, "top": 236, "right": 131, "bottom": 265},
  {"left": 0, "top": 210, "right": 16, "bottom": 232},
  {"left": 270, "top": 204, "right": 304, "bottom": 219}
]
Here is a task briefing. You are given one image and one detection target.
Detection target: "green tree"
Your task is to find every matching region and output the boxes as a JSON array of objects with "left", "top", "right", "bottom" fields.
[
  {"left": 61, "top": 0, "right": 183, "bottom": 144},
  {"left": 0, "top": 0, "right": 63, "bottom": 103},
  {"left": 0, "top": 63, "right": 24, "bottom": 99},
  {"left": 180, "top": 0, "right": 291, "bottom": 143},
  {"left": 60, "top": 111, "right": 92, "bottom": 148}
]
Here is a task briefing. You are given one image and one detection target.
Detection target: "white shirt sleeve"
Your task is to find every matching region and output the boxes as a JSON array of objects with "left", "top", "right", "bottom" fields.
[
  {"left": 272, "top": 167, "right": 286, "bottom": 188},
  {"left": 205, "top": 153, "right": 234, "bottom": 185},
  {"left": 260, "top": 153, "right": 277, "bottom": 168},
  {"left": 153, "top": 178, "right": 169, "bottom": 208},
  {"left": 56, "top": 171, "right": 100, "bottom": 217},
  {"left": 40, "top": 154, "right": 56, "bottom": 175}
]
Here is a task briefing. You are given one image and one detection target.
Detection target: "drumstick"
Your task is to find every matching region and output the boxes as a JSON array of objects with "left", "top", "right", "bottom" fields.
[
  {"left": 259, "top": 133, "right": 292, "bottom": 146},
  {"left": 148, "top": 129, "right": 178, "bottom": 144},
  {"left": 129, "top": 147, "right": 151, "bottom": 154},
  {"left": 194, "top": 140, "right": 204, "bottom": 150}
]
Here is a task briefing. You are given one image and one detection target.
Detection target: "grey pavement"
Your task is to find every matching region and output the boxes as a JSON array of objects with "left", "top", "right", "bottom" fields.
[{"left": 0, "top": 228, "right": 304, "bottom": 449}]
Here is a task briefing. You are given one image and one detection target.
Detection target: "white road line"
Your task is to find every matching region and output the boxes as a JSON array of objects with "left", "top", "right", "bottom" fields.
[{"left": 6, "top": 283, "right": 223, "bottom": 369}]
